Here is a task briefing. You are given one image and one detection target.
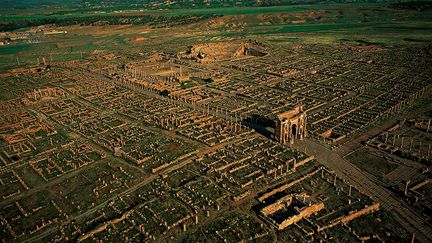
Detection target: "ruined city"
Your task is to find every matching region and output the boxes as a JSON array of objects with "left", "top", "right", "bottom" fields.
[{"left": 1, "top": 0, "right": 432, "bottom": 242}]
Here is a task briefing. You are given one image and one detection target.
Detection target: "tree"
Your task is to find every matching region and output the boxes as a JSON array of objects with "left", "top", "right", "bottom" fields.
[{"left": 160, "top": 89, "right": 170, "bottom": 97}]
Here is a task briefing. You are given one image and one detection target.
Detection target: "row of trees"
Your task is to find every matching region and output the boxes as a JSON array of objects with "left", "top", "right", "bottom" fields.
[{"left": 0, "top": 14, "right": 218, "bottom": 32}]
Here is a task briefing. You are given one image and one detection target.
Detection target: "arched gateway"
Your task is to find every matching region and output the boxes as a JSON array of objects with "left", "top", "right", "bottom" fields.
[{"left": 274, "top": 106, "right": 307, "bottom": 144}]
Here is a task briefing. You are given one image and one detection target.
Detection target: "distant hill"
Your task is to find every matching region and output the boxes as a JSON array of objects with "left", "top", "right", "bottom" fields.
[
  {"left": 0, "top": 0, "right": 80, "bottom": 15},
  {"left": 0, "top": 0, "right": 79, "bottom": 8},
  {"left": 1, "top": 0, "right": 427, "bottom": 32},
  {"left": 77, "top": 0, "right": 406, "bottom": 9},
  {"left": 0, "top": 0, "right": 407, "bottom": 12}
]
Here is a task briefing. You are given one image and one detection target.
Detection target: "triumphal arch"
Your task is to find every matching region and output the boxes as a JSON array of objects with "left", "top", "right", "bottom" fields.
[{"left": 275, "top": 106, "right": 307, "bottom": 144}]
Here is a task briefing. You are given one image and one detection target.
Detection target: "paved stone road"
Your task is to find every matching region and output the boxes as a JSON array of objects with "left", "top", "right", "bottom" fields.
[{"left": 293, "top": 138, "right": 432, "bottom": 243}]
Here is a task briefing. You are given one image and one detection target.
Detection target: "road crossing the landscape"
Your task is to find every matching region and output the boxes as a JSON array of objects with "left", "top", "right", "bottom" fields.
[{"left": 293, "top": 138, "right": 432, "bottom": 242}]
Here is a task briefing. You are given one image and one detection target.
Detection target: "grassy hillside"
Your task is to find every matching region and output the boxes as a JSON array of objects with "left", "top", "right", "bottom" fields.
[{"left": 1, "top": 1, "right": 431, "bottom": 70}]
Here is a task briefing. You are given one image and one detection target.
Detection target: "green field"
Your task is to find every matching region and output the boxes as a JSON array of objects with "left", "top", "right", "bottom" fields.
[
  {"left": 1, "top": 2, "right": 431, "bottom": 70},
  {"left": 346, "top": 148, "right": 399, "bottom": 178}
]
